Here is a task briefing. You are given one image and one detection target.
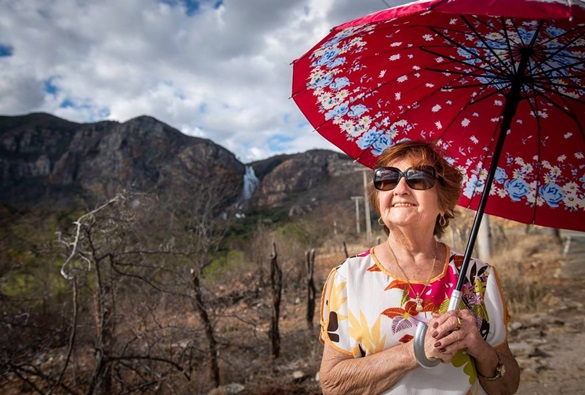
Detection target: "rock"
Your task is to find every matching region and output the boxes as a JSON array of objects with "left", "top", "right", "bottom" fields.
[
  {"left": 207, "top": 383, "right": 245, "bottom": 395},
  {"left": 251, "top": 150, "right": 360, "bottom": 209},
  {"left": 532, "top": 347, "right": 552, "bottom": 358},
  {"left": 509, "top": 341, "right": 536, "bottom": 357},
  {"left": 530, "top": 314, "right": 555, "bottom": 327},
  {"left": 510, "top": 321, "right": 523, "bottom": 331},
  {"left": 292, "top": 370, "right": 310, "bottom": 383}
]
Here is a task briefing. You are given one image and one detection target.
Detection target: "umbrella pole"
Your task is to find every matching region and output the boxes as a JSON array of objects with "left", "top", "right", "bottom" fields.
[
  {"left": 447, "top": 99, "right": 515, "bottom": 310},
  {"left": 450, "top": 49, "right": 529, "bottom": 309},
  {"left": 415, "top": 93, "right": 521, "bottom": 367},
  {"left": 415, "top": 78, "right": 525, "bottom": 368}
]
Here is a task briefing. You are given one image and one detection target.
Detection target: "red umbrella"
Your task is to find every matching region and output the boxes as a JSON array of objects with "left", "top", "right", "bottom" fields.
[
  {"left": 292, "top": 0, "right": 585, "bottom": 367},
  {"left": 292, "top": 0, "right": 585, "bottom": 231}
]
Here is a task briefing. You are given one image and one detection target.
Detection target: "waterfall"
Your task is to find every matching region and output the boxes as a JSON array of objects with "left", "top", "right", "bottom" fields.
[{"left": 242, "top": 166, "right": 260, "bottom": 200}]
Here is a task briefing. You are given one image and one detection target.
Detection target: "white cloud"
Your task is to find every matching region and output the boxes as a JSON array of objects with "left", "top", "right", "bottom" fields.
[{"left": 0, "top": 0, "right": 389, "bottom": 163}]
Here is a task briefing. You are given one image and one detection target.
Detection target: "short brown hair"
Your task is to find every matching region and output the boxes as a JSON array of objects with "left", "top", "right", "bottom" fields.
[{"left": 367, "top": 140, "right": 463, "bottom": 237}]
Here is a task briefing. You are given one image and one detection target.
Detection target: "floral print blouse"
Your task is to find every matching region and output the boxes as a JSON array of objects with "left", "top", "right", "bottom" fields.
[{"left": 320, "top": 245, "right": 510, "bottom": 394}]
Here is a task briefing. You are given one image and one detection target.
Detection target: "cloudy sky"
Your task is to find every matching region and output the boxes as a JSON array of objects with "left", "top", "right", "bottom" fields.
[{"left": 0, "top": 0, "right": 408, "bottom": 163}]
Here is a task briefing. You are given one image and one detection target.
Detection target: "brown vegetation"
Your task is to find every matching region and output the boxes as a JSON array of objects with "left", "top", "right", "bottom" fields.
[{"left": 0, "top": 195, "right": 572, "bottom": 394}]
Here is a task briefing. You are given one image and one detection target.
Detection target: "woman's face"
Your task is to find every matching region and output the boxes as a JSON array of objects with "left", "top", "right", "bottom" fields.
[{"left": 378, "top": 157, "right": 442, "bottom": 234}]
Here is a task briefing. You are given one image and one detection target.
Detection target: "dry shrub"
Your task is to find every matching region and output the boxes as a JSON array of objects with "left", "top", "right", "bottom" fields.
[{"left": 489, "top": 232, "right": 563, "bottom": 317}]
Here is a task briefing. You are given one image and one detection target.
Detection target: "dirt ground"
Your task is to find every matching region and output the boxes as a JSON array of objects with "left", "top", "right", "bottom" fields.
[{"left": 511, "top": 234, "right": 585, "bottom": 395}]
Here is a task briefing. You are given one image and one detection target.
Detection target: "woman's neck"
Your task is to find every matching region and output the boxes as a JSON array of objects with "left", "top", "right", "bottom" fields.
[{"left": 387, "top": 227, "right": 436, "bottom": 261}]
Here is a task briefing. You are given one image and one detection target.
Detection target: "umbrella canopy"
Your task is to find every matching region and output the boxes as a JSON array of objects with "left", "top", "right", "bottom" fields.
[{"left": 292, "top": 0, "right": 585, "bottom": 232}]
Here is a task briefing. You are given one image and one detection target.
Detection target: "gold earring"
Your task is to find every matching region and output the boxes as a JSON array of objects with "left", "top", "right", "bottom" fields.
[
  {"left": 439, "top": 215, "right": 447, "bottom": 227},
  {"left": 378, "top": 217, "right": 385, "bottom": 226}
]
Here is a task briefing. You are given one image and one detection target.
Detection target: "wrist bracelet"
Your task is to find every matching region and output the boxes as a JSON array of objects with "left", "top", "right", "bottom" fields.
[{"left": 477, "top": 351, "right": 506, "bottom": 381}]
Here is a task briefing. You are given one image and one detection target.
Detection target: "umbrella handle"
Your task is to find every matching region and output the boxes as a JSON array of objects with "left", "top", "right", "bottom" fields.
[
  {"left": 414, "top": 324, "right": 440, "bottom": 368},
  {"left": 413, "top": 290, "right": 462, "bottom": 368},
  {"left": 448, "top": 289, "right": 462, "bottom": 311}
]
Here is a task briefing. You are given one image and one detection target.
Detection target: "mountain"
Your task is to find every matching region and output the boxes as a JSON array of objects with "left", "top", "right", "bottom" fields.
[
  {"left": 0, "top": 113, "right": 244, "bottom": 211},
  {"left": 0, "top": 113, "right": 363, "bottom": 218},
  {"left": 249, "top": 150, "right": 363, "bottom": 212}
]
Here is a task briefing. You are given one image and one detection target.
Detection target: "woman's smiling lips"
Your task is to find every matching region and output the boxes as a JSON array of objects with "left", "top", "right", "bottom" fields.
[{"left": 392, "top": 202, "right": 416, "bottom": 207}]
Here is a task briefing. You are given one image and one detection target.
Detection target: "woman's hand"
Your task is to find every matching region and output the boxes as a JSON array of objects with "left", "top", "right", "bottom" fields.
[
  {"left": 424, "top": 310, "right": 488, "bottom": 363},
  {"left": 428, "top": 310, "right": 490, "bottom": 360},
  {"left": 426, "top": 310, "right": 521, "bottom": 394}
]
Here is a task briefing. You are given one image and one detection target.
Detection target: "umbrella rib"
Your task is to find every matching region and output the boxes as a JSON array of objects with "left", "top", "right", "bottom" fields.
[
  {"left": 424, "top": 70, "right": 518, "bottom": 106},
  {"left": 423, "top": 65, "right": 506, "bottom": 81},
  {"left": 530, "top": 80, "right": 585, "bottom": 105},
  {"left": 524, "top": 76, "right": 548, "bottom": 227},
  {"left": 424, "top": 66, "right": 511, "bottom": 88},
  {"left": 423, "top": 26, "right": 512, "bottom": 81},
  {"left": 526, "top": 56, "right": 585, "bottom": 86},
  {"left": 420, "top": 45, "right": 510, "bottom": 83},
  {"left": 535, "top": 88, "right": 585, "bottom": 132},
  {"left": 533, "top": 24, "right": 585, "bottom": 61},
  {"left": 421, "top": 16, "right": 543, "bottom": 90},
  {"left": 492, "top": 18, "right": 585, "bottom": 104},
  {"left": 518, "top": 74, "right": 584, "bottom": 135},
  {"left": 509, "top": 19, "right": 585, "bottom": 98},
  {"left": 464, "top": 15, "right": 519, "bottom": 74}
]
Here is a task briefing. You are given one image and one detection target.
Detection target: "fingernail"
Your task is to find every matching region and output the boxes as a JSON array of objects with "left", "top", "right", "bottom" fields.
[
  {"left": 432, "top": 331, "right": 438, "bottom": 338},
  {"left": 434, "top": 342, "right": 441, "bottom": 348},
  {"left": 433, "top": 322, "right": 439, "bottom": 329},
  {"left": 439, "top": 348, "right": 447, "bottom": 353}
]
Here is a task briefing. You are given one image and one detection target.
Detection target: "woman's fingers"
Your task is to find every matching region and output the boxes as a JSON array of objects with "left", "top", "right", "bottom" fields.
[
  {"left": 430, "top": 311, "right": 464, "bottom": 339},
  {"left": 429, "top": 310, "right": 479, "bottom": 354}
]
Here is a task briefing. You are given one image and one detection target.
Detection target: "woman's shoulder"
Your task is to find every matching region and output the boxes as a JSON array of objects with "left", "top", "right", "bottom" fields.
[
  {"left": 447, "top": 246, "right": 494, "bottom": 274},
  {"left": 333, "top": 248, "right": 377, "bottom": 277}
]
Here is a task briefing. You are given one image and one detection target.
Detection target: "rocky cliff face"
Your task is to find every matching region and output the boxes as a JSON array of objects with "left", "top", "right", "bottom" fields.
[
  {"left": 0, "top": 113, "right": 244, "bottom": 211},
  {"left": 250, "top": 150, "right": 361, "bottom": 210},
  {"left": 0, "top": 113, "right": 362, "bottom": 217}
]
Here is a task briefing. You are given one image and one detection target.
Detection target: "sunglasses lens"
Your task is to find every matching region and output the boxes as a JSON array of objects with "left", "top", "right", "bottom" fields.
[
  {"left": 405, "top": 168, "right": 436, "bottom": 190},
  {"left": 374, "top": 168, "right": 400, "bottom": 191},
  {"left": 373, "top": 166, "right": 436, "bottom": 191}
]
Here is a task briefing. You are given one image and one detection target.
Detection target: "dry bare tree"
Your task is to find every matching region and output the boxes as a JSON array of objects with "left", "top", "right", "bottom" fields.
[
  {"left": 269, "top": 242, "right": 282, "bottom": 360},
  {"left": 57, "top": 194, "right": 193, "bottom": 395},
  {"left": 305, "top": 248, "right": 316, "bottom": 329},
  {"left": 23, "top": 173, "right": 238, "bottom": 394},
  {"left": 191, "top": 271, "right": 220, "bottom": 387}
]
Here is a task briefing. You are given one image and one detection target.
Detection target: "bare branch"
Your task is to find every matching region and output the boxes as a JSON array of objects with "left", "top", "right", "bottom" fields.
[{"left": 59, "top": 194, "right": 124, "bottom": 280}]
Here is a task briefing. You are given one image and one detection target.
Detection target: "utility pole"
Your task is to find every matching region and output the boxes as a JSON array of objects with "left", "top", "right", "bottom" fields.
[
  {"left": 351, "top": 196, "right": 363, "bottom": 233},
  {"left": 355, "top": 168, "right": 372, "bottom": 241},
  {"left": 477, "top": 214, "right": 491, "bottom": 261}
]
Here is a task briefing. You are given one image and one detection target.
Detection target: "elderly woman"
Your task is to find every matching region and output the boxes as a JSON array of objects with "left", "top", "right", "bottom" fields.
[{"left": 319, "top": 140, "right": 520, "bottom": 394}]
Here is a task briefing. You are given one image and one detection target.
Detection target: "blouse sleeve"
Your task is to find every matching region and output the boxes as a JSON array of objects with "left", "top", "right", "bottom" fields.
[
  {"left": 483, "top": 265, "right": 510, "bottom": 347},
  {"left": 319, "top": 265, "right": 353, "bottom": 356}
]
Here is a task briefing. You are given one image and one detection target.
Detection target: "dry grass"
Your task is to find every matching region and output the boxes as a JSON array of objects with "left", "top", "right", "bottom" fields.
[{"left": 489, "top": 232, "right": 564, "bottom": 317}]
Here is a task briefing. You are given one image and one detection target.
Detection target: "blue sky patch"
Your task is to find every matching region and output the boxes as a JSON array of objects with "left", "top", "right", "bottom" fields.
[
  {"left": 159, "top": 0, "right": 223, "bottom": 16},
  {"left": 44, "top": 78, "right": 59, "bottom": 95},
  {"left": 0, "top": 44, "right": 14, "bottom": 57},
  {"left": 60, "top": 99, "right": 75, "bottom": 108},
  {"left": 268, "top": 134, "right": 294, "bottom": 151}
]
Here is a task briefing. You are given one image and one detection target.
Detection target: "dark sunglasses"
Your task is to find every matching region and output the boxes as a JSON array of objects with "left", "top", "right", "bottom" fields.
[{"left": 373, "top": 165, "right": 437, "bottom": 191}]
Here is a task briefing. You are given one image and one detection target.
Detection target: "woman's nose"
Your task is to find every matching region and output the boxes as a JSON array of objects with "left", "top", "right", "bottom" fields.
[{"left": 392, "top": 177, "right": 410, "bottom": 194}]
